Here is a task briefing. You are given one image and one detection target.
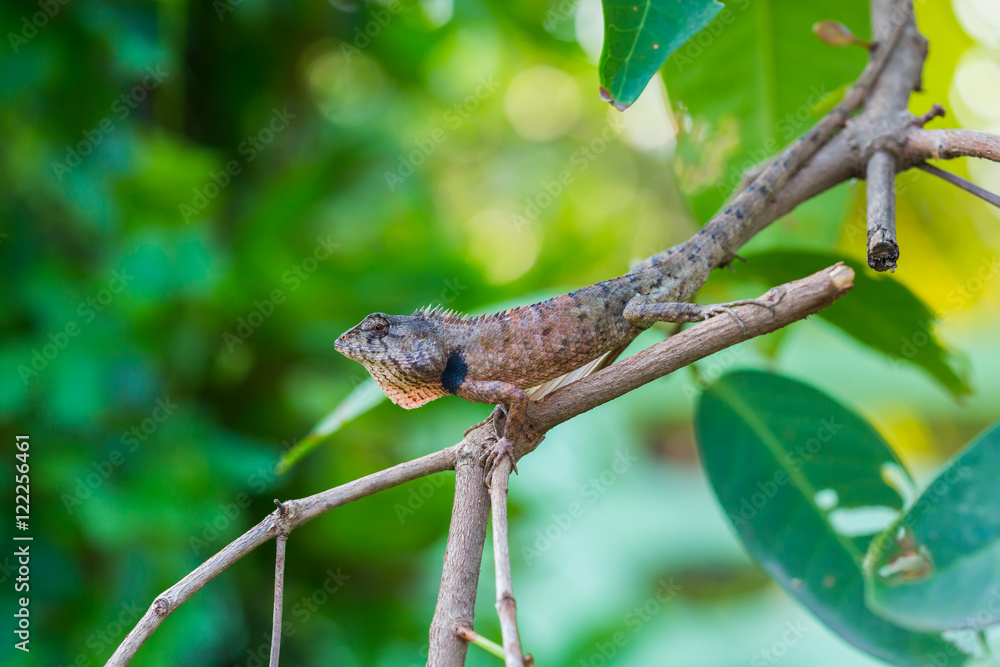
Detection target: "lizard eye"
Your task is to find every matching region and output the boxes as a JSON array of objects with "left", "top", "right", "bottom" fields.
[{"left": 365, "top": 314, "right": 390, "bottom": 336}]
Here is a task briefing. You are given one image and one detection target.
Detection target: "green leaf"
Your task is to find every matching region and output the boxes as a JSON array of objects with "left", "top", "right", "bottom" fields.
[
  {"left": 865, "top": 419, "right": 1000, "bottom": 632},
  {"left": 663, "top": 0, "right": 869, "bottom": 221},
  {"left": 696, "top": 370, "right": 971, "bottom": 666},
  {"left": 598, "top": 0, "right": 722, "bottom": 110},
  {"left": 277, "top": 379, "right": 386, "bottom": 473},
  {"left": 735, "top": 250, "right": 970, "bottom": 396}
]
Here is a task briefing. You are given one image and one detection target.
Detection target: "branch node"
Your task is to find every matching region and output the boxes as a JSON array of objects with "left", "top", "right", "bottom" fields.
[
  {"left": 153, "top": 598, "right": 170, "bottom": 617},
  {"left": 274, "top": 498, "right": 286, "bottom": 515}
]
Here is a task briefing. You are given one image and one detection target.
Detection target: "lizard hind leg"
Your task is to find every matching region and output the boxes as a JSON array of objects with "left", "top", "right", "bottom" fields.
[
  {"left": 455, "top": 380, "right": 528, "bottom": 487},
  {"left": 623, "top": 286, "right": 785, "bottom": 332}
]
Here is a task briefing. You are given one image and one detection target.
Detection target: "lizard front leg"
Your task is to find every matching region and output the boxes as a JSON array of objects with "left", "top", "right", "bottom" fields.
[
  {"left": 623, "top": 286, "right": 785, "bottom": 330},
  {"left": 455, "top": 380, "right": 528, "bottom": 486}
]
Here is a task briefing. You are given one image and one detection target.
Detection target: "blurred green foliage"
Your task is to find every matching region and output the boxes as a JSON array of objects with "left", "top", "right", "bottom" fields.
[{"left": 1, "top": 0, "right": 1000, "bottom": 665}]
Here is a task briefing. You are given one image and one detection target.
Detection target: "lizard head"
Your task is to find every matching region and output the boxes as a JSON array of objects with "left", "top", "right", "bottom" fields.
[{"left": 335, "top": 313, "right": 450, "bottom": 409}]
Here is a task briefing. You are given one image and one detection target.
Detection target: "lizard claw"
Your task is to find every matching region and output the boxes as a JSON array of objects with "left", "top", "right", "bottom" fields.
[
  {"left": 707, "top": 287, "right": 786, "bottom": 333},
  {"left": 480, "top": 437, "right": 518, "bottom": 488},
  {"left": 708, "top": 305, "right": 748, "bottom": 332}
]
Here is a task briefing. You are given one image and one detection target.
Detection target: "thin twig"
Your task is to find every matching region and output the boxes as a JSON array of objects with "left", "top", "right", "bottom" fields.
[
  {"left": 269, "top": 532, "right": 288, "bottom": 667},
  {"left": 454, "top": 626, "right": 538, "bottom": 665},
  {"left": 867, "top": 150, "right": 900, "bottom": 272},
  {"left": 488, "top": 457, "right": 525, "bottom": 667},
  {"left": 915, "top": 103, "right": 946, "bottom": 127},
  {"left": 918, "top": 163, "right": 1000, "bottom": 209},
  {"left": 455, "top": 626, "right": 505, "bottom": 659}
]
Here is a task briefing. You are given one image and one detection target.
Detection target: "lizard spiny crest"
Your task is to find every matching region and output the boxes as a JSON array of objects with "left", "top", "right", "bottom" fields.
[{"left": 413, "top": 303, "right": 527, "bottom": 325}]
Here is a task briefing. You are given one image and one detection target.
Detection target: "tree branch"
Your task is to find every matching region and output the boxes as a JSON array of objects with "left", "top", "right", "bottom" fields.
[
  {"left": 106, "top": 448, "right": 455, "bottom": 666},
  {"left": 527, "top": 264, "right": 856, "bottom": 438},
  {"left": 756, "top": 123, "right": 1000, "bottom": 233},
  {"left": 269, "top": 528, "right": 288, "bottom": 667},
  {"left": 861, "top": 0, "right": 924, "bottom": 271},
  {"left": 488, "top": 458, "right": 524, "bottom": 667},
  {"left": 428, "top": 265, "right": 856, "bottom": 667},
  {"left": 750, "top": 122, "right": 1000, "bottom": 227},
  {"left": 427, "top": 449, "right": 491, "bottom": 666},
  {"left": 904, "top": 128, "right": 1000, "bottom": 164},
  {"left": 867, "top": 150, "right": 900, "bottom": 271}
]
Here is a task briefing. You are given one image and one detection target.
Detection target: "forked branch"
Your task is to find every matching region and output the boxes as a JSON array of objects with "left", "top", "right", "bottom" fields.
[
  {"left": 105, "top": 449, "right": 455, "bottom": 666},
  {"left": 435, "top": 264, "right": 857, "bottom": 662}
]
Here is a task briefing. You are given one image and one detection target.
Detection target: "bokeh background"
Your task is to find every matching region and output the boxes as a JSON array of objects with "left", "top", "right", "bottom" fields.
[{"left": 2, "top": 0, "right": 1000, "bottom": 665}]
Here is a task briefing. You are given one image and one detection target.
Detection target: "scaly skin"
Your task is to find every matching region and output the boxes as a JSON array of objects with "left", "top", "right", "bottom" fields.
[{"left": 336, "top": 36, "right": 901, "bottom": 483}]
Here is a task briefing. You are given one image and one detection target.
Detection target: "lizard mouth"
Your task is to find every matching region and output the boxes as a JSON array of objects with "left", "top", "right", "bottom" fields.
[{"left": 334, "top": 335, "right": 357, "bottom": 358}]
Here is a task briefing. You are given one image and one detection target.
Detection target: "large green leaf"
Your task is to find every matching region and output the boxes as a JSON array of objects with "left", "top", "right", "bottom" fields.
[
  {"left": 598, "top": 0, "right": 722, "bottom": 110},
  {"left": 663, "top": 0, "right": 869, "bottom": 221},
  {"left": 735, "top": 250, "right": 970, "bottom": 396},
  {"left": 696, "top": 370, "right": 972, "bottom": 666},
  {"left": 865, "top": 419, "right": 1000, "bottom": 632}
]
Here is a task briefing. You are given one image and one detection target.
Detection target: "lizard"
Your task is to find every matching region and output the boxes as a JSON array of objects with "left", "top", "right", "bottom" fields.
[
  {"left": 335, "top": 251, "right": 779, "bottom": 484},
  {"left": 334, "top": 24, "right": 906, "bottom": 485}
]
